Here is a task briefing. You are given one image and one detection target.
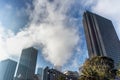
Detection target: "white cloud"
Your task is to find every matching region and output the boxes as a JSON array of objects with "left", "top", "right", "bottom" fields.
[
  {"left": 0, "top": 0, "right": 80, "bottom": 67},
  {"left": 81, "top": 0, "right": 96, "bottom": 7},
  {"left": 24, "top": 0, "right": 80, "bottom": 66},
  {"left": 0, "top": 23, "right": 10, "bottom": 61},
  {"left": 1, "top": 0, "right": 119, "bottom": 68}
]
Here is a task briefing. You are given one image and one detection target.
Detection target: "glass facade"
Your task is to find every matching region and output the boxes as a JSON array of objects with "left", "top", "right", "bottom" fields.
[
  {"left": 83, "top": 11, "right": 120, "bottom": 66},
  {"left": 0, "top": 59, "right": 17, "bottom": 80},
  {"left": 37, "top": 67, "right": 43, "bottom": 80},
  {"left": 15, "top": 47, "right": 38, "bottom": 80}
]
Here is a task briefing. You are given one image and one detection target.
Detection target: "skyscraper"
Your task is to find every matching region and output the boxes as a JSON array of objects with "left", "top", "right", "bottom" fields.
[
  {"left": 0, "top": 59, "right": 17, "bottom": 80},
  {"left": 37, "top": 67, "right": 43, "bottom": 80},
  {"left": 15, "top": 47, "right": 38, "bottom": 80},
  {"left": 83, "top": 11, "right": 120, "bottom": 66}
]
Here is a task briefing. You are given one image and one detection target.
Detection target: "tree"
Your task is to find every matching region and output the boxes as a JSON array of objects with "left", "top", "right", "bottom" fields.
[
  {"left": 58, "top": 75, "right": 66, "bottom": 80},
  {"left": 116, "top": 69, "right": 120, "bottom": 77},
  {"left": 79, "top": 56, "right": 115, "bottom": 80},
  {"left": 116, "top": 63, "right": 120, "bottom": 79}
]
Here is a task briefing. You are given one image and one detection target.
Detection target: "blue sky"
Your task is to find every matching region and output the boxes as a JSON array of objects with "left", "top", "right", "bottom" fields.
[
  {"left": 0, "top": 0, "right": 120, "bottom": 72},
  {"left": 0, "top": 0, "right": 33, "bottom": 32}
]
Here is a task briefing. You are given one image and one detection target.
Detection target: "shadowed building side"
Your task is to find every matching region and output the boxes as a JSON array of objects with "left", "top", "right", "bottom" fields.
[
  {"left": 43, "top": 67, "right": 78, "bottom": 80},
  {"left": 15, "top": 47, "right": 38, "bottom": 80},
  {"left": 0, "top": 59, "right": 17, "bottom": 80},
  {"left": 83, "top": 11, "right": 120, "bottom": 67}
]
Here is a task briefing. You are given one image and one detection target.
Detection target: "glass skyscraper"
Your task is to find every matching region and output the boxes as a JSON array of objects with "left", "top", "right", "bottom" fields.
[
  {"left": 83, "top": 11, "right": 120, "bottom": 66},
  {"left": 37, "top": 68, "right": 43, "bottom": 80},
  {"left": 15, "top": 47, "right": 38, "bottom": 80},
  {"left": 0, "top": 59, "right": 17, "bottom": 80}
]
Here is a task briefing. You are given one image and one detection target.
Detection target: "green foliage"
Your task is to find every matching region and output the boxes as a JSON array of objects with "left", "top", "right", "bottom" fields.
[
  {"left": 79, "top": 75, "right": 99, "bottom": 80},
  {"left": 116, "top": 69, "right": 120, "bottom": 77},
  {"left": 79, "top": 56, "right": 115, "bottom": 80},
  {"left": 58, "top": 75, "right": 66, "bottom": 80}
]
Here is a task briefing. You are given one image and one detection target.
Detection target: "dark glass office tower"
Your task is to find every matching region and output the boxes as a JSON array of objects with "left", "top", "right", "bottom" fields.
[
  {"left": 0, "top": 59, "right": 17, "bottom": 80},
  {"left": 83, "top": 11, "right": 120, "bottom": 66},
  {"left": 15, "top": 47, "right": 38, "bottom": 80}
]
